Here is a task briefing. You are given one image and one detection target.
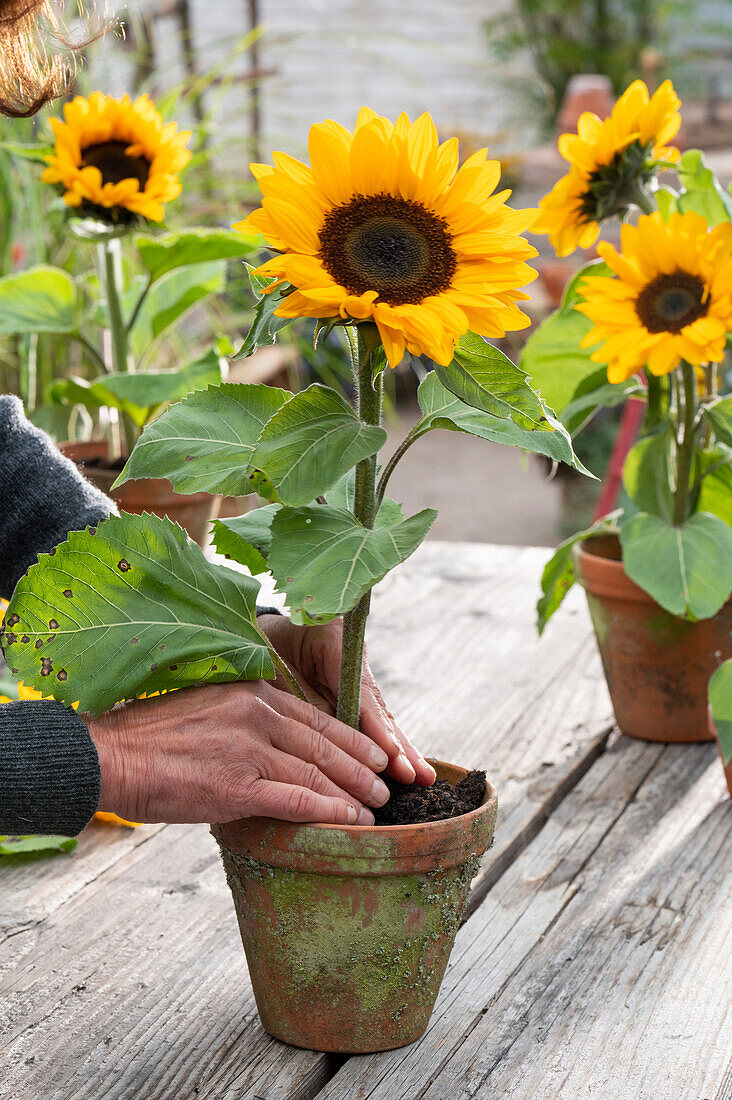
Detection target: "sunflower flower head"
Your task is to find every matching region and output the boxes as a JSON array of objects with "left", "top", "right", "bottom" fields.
[
  {"left": 576, "top": 210, "right": 732, "bottom": 383},
  {"left": 536, "top": 80, "right": 681, "bottom": 258},
  {"left": 234, "top": 108, "right": 538, "bottom": 367},
  {"left": 42, "top": 92, "right": 192, "bottom": 225}
]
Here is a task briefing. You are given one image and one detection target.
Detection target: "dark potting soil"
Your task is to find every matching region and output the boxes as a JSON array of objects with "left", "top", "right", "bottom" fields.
[{"left": 372, "top": 770, "right": 486, "bottom": 826}]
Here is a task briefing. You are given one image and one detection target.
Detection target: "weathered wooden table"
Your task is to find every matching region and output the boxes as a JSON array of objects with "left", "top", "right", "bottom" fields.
[{"left": 2, "top": 544, "right": 730, "bottom": 1100}]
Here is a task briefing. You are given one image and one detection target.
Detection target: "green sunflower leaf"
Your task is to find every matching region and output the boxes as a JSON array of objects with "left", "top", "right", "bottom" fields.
[
  {"left": 709, "top": 659, "right": 732, "bottom": 765},
  {"left": 0, "top": 835, "right": 77, "bottom": 856},
  {"left": 51, "top": 348, "right": 226, "bottom": 429},
  {"left": 697, "top": 446, "right": 732, "bottom": 526},
  {"left": 677, "top": 150, "right": 732, "bottom": 226},
  {"left": 560, "top": 259, "right": 613, "bottom": 311},
  {"left": 116, "top": 382, "right": 291, "bottom": 495},
  {"left": 560, "top": 373, "right": 644, "bottom": 435},
  {"left": 519, "top": 307, "right": 601, "bottom": 420},
  {"left": 414, "top": 371, "right": 591, "bottom": 474},
  {"left": 1, "top": 512, "right": 273, "bottom": 717},
  {"left": 619, "top": 511, "right": 732, "bottom": 620},
  {"left": 137, "top": 228, "right": 257, "bottom": 284},
  {"left": 130, "top": 261, "right": 227, "bottom": 357},
  {"left": 0, "top": 266, "right": 77, "bottom": 336},
  {"left": 267, "top": 504, "right": 436, "bottom": 625},
  {"left": 536, "top": 513, "right": 620, "bottom": 634},
  {"left": 233, "top": 266, "right": 297, "bottom": 359},
  {"left": 437, "top": 331, "right": 552, "bottom": 432},
  {"left": 248, "top": 384, "right": 387, "bottom": 505},
  {"left": 622, "top": 425, "right": 675, "bottom": 520},
  {"left": 212, "top": 484, "right": 407, "bottom": 574},
  {"left": 212, "top": 504, "right": 282, "bottom": 574},
  {"left": 705, "top": 396, "right": 732, "bottom": 449}
]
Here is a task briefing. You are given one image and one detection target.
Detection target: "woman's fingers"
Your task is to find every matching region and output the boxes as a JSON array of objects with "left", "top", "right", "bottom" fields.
[
  {"left": 263, "top": 684, "right": 391, "bottom": 771},
  {"left": 249, "top": 778, "right": 373, "bottom": 825},
  {"left": 269, "top": 715, "right": 391, "bottom": 809},
  {"left": 359, "top": 664, "right": 436, "bottom": 786}
]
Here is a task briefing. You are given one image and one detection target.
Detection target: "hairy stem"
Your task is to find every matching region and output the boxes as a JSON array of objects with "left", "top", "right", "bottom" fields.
[
  {"left": 265, "top": 643, "right": 308, "bottom": 702},
  {"left": 673, "top": 361, "right": 698, "bottom": 527},
  {"left": 375, "top": 428, "right": 421, "bottom": 509},
  {"left": 337, "top": 326, "right": 383, "bottom": 729}
]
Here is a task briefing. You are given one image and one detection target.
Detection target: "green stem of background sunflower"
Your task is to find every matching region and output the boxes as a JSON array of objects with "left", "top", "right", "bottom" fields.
[
  {"left": 336, "top": 324, "right": 383, "bottom": 730},
  {"left": 98, "top": 237, "right": 135, "bottom": 457},
  {"left": 629, "top": 183, "right": 656, "bottom": 216},
  {"left": 98, "top": 238, "right": 130, "bottom": 374},
  {"left": 673, "top": 360, "right": 698, "bottom": 526}
]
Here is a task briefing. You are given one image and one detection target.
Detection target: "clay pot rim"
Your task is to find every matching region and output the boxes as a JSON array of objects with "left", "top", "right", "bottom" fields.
[
  {"left": 213, "top": 760, "right": 498, "bottom": 875},
  {"left": 576, "top": 535, "right": 654, "bottom": 605},
  {"left": 252, "top": 759, "right": 496, "bottom": 837}
]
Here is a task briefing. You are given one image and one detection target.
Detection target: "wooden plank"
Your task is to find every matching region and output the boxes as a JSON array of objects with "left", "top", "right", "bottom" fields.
[
  {"left": 0, "top": 544, "right": 615, "bottom": 1100},
  {"left": 0, "top": 823, "right": 328, "bottom": 1100},
  {"left": 0, "top": 824, "right": 163, "bottom": 937},
  {"left": 318, "top": 739, "right": 731, "bottom": 1100}
]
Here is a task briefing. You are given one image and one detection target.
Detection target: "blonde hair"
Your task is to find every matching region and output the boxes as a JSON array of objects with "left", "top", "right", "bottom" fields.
[{"left": 0, "top": 1, "right": 93, "bottom": 118}]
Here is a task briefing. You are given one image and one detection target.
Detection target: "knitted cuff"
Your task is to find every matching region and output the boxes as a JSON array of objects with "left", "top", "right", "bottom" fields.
[{"left": 0, "top": 700, "right": 101, "bottom": 836}]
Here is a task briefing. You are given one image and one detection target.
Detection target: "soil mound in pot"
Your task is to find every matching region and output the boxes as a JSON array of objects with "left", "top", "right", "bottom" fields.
[{"left": 372, "top": 769, "right": 486, "bottom": 825}]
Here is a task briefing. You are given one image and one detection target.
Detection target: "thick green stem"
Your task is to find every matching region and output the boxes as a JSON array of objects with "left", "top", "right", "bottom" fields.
[
  {"left": 673, "top": 361, "right": 698, "bottom": 527},
  {"left": 336, "top": 326, "right": 383, "bottom": 729},
  {"left": 98, "top": 238, "right": 130, "bottom": 374},
  {"left": 629, "top": 182, "right": 656, "bottom": 216}
]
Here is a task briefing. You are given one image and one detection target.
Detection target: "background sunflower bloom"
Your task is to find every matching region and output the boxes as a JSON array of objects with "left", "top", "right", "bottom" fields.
[
  {"left": 576, "top": 210, "right": 732, "bottom": 382},
  {"left": 234, "top": 107, "right": 538, "bottom": 367},
  {"left": 536, "top": 80, "right": 681, "bottom": 257},
  {"left": 42, "top": 92, "right": 191, "bottom": 223}
]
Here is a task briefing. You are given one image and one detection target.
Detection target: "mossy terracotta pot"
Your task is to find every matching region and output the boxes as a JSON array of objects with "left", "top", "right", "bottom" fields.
[
  {"left": 58, "top": 442, "right": 218, "bottom": 547},
  {"left": 211, "top": 760, "right": 497, "bottom": 1053},
  {"left": 577, "top": 535, "right": 731, "bottom": 743}
]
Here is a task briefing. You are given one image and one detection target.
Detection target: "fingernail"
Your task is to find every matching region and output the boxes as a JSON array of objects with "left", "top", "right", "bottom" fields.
[
  {"left": 399, "top": 753, "right": 416, "bottom": 779},
  {"left": 368, "top": 744, "right": 389, "bottom": 770},
  {"left": 357, "top": 807, "right": 375, "bottom": 826},
  {"left": 346, "top": 805, "right": 358, "bottom": 824},
  {"left": 418, "top": 754, "right": 437, "bottom": 779},
  {"left": 370, "top": 777, "right": 390, "bottom": 806}
]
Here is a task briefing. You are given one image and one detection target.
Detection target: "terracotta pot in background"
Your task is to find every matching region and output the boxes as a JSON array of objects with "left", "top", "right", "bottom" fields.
[
  {"left": 58, "top": 441, "right": 219, "bottom": 547},
  {"left": 57, "top": 439, "right": 110, "bottom": 464},
  {"left": 577, "top": 535, "right": 731, "bottom": 743},
  {"left": 212, "top": 760, "right": 498, "bottom": 1054}
]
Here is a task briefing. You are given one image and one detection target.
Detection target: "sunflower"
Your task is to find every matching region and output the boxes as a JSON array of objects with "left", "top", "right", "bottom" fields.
[
  {"left": 536, "top": 80, "right": 681, "bottom": 258},
  {"left": 42, "top": 92, "right": 191, "bottom": 224},
  {"left": 233, "top": 108, "right": 538, "bottom": 367},
  {"left": 575, "top": 210, "right": 732, "bottom": 383}
]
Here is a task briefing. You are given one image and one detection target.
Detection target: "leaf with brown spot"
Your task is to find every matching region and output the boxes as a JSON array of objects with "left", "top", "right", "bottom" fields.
[{"left": 4, "top": 513, "right": 273, "bottom": 716}]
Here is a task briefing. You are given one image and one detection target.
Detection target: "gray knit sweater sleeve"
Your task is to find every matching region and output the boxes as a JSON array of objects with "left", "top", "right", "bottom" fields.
[{"left": 0, "top": 396, "right": 111, "bottom": 836}]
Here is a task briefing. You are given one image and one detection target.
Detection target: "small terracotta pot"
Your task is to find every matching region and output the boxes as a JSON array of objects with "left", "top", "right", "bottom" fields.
[
  {"left": 577, "top": 535, "right": 731, "bottom": 743},
  {"left": 58, "top": 441, "right": 218, "bottom": 547},
  {"left": 212, "top": 760, "right": 498, "bottom": 1053}
]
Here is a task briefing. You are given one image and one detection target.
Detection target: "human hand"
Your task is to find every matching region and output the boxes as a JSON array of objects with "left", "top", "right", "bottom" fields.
[
  {"left": 87, "top": 680, "right": 397, "bottom": 826},
  {"left": 257, "top": 615, "right": 436, "bottom": 787}
]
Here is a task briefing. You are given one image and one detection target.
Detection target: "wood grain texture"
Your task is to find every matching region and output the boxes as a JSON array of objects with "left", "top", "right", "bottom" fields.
[
  {"left": 0, "top": 543, "right": 643, "bottom": 1100},
  {"left": 319, "top": 739, "right": 731, "bottom": 1100}
]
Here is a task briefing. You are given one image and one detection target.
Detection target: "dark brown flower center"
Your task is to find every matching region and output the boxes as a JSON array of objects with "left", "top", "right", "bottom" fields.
[
  {"left": 635, "top": 271, "right": 708, "bottom": 333},
  {"left": 318, "top": 193, "right": 456, "bottom": 305},
  {"left": 81, "top": 141, "right": 150, "bottom": 189}
]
